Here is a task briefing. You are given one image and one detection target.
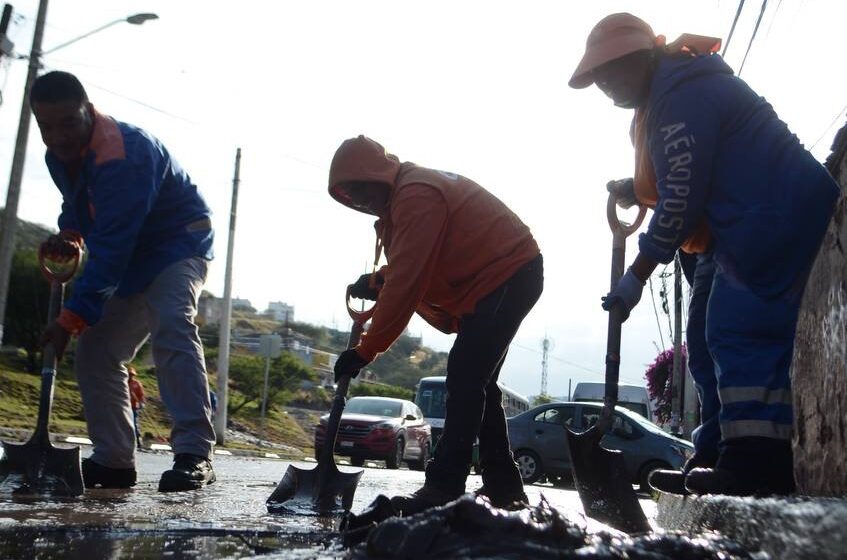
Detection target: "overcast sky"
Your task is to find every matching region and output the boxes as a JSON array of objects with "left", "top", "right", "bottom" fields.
[{"left": 1, "top": 0, "right": 844, "bottom": 399}]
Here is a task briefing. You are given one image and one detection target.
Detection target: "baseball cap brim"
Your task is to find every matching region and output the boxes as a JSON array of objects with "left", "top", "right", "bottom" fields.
[{"left": 569, "top": 31, "right": 655, "bottom": 89}]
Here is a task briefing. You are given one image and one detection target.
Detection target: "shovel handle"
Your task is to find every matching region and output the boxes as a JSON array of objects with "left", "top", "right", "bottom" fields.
[
  {"left": 38, "top": 243, "right": 81, "bottom": 284},
  {"left": 346, "top": 285, "right": 376, "bottom": 326},
  {"left": 317, "top": 288, "right": 376, "bottom": 465},
  {"left": 601, "top": 193, "right": 646, "bottom": 430}
]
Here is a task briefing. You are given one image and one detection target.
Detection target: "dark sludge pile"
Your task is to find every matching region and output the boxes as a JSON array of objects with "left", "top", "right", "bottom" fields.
[{"left": 341, "top": 494, "right": 767, "bottom": 560}]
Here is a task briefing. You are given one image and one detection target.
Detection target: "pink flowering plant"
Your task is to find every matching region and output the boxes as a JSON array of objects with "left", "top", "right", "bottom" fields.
[{"left": 644, "top": 345, "right": 687, "bottom": 424}]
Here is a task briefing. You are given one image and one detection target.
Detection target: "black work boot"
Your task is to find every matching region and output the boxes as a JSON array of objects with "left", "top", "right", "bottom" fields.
[
  {"left": 158, "top": 453, "right": 216, "bottom": 492},
  {"left": 473, "top": 485, "right": 529, "bottom": 510},
  {"left": 648, "top": 452, "right": 717, "bottom": 495},
  {"left": 82, "top": 458, "right": 137, "bottom": 489},
  {"left": 389, "top": 484, "right": 461, "bottom": 516},
  {"left": 685, "top": 437, "right": 795, "bottom": 497}
]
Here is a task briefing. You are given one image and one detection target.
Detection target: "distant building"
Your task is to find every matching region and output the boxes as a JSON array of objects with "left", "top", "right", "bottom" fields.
[
  {"left": 266, "top": 301, "right": 295, "bottom": 324},
  {"left": 197, "top": 292, "right": 222, "bottom": 325},
  {"left": 232, "top": 297, "right": 254, "bottom": 312}
]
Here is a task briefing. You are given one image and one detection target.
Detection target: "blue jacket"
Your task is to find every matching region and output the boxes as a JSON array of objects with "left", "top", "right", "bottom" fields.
[
  {"left": 639, "top": 54, "right": 839, "bottom": 299},
  {"left": 47, "top": 110, "right": 214, "bottom": 327}
]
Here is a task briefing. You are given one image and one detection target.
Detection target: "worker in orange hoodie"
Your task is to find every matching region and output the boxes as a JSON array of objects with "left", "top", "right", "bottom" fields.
[{"left": 329, "top": 136, "right": 543, "bottom": 514}]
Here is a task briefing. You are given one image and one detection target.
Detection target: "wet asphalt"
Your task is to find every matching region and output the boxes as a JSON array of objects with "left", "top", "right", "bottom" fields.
[{"left": 0, "top": 451, "right": 657, "bottom": 558}]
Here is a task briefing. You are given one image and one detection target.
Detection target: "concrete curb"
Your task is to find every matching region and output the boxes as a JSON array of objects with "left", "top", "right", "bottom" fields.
[
  {"left": 657, "top": 492, "right": 847, "bottom": 560},
  {"left": 0, "top": 427, "right": 304, "bottom": 462}
]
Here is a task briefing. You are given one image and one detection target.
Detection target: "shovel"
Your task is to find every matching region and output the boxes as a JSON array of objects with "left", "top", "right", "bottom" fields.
[
  {"left": 266, "top": 287, "right": 372, "bottom": 514},
  {"left": 0, "top": 246, "right": 83, "bottom": 497},
  {"left": 565, "top": 192, "right": 649, "bottom": 534}
]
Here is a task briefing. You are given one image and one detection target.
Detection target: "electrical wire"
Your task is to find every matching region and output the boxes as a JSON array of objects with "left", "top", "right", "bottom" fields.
[
  {"left": 810, "top": 105, "right": 847, "bottom": 151},
  {"left": 722, "top": 0, "right": 747, "bottom": 57},
  {"left": 648, "top": 275, "right": 666, "bottom": 350},
  {"left": 738, "top": 0, "right": 769, "bottom": 76},
  {"left": 510, "top": 342, "right": 643, "bottom": 385}
]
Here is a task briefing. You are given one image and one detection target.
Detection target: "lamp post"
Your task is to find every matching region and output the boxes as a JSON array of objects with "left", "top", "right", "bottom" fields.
[{"left": 0, "top": 5, "right": 158, "bottom": 344}]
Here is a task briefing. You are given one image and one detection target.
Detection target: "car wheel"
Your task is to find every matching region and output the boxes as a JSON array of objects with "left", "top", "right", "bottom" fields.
[
  {"left": 514, "top": 449, "right": 543, "bottom": 484},
  {"left": 350, "top": 457, "right": 365, "bottom": 467},
  {"left": 639, "top": 460, "right": 669, "bottom": 493},
  {"left": 386, "top": 438, "right": 404, "bottom": 469},
  {"left": 409, "top": 442, "right": 429, "bottom": 471}
]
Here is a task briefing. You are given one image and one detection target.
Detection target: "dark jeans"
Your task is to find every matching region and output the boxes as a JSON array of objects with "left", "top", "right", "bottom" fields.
[{"left": 426, "top": 254, "right": 543, "bottom": 495}]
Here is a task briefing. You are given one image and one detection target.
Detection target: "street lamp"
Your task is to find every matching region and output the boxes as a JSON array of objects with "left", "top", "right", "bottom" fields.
[
  {"left": 0, "top": 3, "right": 160, "bottom": 344},
  {"left": 41, "top": 13, "right": 159, "bottom": 56}
]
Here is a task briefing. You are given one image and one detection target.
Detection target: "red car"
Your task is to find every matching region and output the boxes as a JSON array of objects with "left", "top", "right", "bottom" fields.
[{"left": 314, "top": 396, "right": 431, "bottom": 470}]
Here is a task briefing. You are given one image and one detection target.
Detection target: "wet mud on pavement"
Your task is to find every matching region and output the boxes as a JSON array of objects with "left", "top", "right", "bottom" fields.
[{"left": 0, "top": 452, "right": 764, "bottom": 559}]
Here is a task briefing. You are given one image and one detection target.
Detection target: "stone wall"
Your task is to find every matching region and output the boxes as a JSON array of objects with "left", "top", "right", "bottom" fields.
[{"left": 791, "top": 123, "right": 847, "bottom": 496}]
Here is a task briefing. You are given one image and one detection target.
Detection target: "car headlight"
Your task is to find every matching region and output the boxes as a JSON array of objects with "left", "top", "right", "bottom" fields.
[{"left": 375, "top": 422, "right": 395, "bottom": 430}]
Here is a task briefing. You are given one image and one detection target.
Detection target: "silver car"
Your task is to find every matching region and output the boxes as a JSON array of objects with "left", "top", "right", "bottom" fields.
[{"left": 507, "top": 401, "right": 693, "bottom": 491}]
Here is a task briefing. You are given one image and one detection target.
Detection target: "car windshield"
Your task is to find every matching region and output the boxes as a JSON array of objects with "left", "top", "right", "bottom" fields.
[
  {"left": 345, "top": 398, "right": 402, "bottom": 418},
  {"left": 615, "top": 406, "right": 668, "bottom": 435},
  {"left": 415, "top": 382, "right": 447, "bottom": 419}
]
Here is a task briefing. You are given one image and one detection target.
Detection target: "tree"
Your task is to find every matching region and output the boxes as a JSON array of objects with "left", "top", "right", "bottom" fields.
[
  {"left": 533, "top": 394, "right": 554, "bottom": 406},
  {"left": 3, "top": 249, "right": 50, "bottom": 370},
  {"left": 227, "top": 351, "right": 316, "bottom": 415},
  {"left": 791, "top": 122, "right": 847, "bottom": 496}
]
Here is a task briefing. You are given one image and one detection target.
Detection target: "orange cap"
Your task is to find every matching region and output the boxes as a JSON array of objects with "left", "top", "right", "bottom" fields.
[{"left": 569, "top": 13, "right": 656, "bottom": 89}]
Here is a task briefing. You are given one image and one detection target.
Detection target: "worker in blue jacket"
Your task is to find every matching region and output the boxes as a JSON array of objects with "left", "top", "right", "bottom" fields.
[
  {"left": 34, "top": 71, "right": 217, "bottom": 493},
  {"left": 570, "top": 14, "right": 839, "bottom": 496}
]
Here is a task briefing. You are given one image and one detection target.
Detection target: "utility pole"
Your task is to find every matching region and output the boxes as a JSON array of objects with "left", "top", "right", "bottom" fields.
[
  {"left": 670, "top": 253, "right": 683, "bottom": 436},
  {"left": 214, "top": 148, "right": 241, "bottom": 445},
  {"left": 0, "top": 4, "right": 14, "bottom": 67},
  {"left": 258, "top": 333, "right": 281, "bottom": 445},
  {"left": 540, "top": 335, "right": 550, "bottom": 398},
  {"left": 0, "top": 0, "right": 47, "bottom": 344}
]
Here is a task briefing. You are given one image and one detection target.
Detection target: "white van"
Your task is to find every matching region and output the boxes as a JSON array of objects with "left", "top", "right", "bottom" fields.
[{"left": 571, "top": 382, "right": 653, "bottom": 422}]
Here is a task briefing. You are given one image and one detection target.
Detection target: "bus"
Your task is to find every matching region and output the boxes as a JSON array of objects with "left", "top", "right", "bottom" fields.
[{"left": 414, "top": 376, "right": 530, "bottom": 444}]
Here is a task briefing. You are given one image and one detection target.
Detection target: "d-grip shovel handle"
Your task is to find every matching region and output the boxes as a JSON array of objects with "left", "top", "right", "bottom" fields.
[
  {"left": 599, "top": 193, "right": 646, "bottom": 431},
  {"left": 317, "top": 289, "right": 377, "bottom": 466},
  {"left": 34, "top": 248, "right": 81, "bottom": 439}
]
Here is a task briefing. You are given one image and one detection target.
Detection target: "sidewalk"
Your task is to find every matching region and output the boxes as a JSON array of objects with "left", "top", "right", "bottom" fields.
[
  {"left": 0, "top": 426, "right": 304, "bottom": 461},
  {"left": 657, "top": 492, "right": 847, "bottom": 560}
]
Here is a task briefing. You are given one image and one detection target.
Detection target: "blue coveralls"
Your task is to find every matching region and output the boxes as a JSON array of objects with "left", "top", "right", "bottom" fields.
[
  {"left": 638, "top": 54, "right": 839, "bottom": 464},
  {"left": 46, "top": 109, "right": 216, "bottom": 468}
]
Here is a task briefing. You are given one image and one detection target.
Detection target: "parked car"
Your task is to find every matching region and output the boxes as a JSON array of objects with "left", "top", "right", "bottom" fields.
[
  {"left": 314, "top": 396, "right": 432, "bottom": 470},
  {"left": 507, "top": 401, "right": 693, "bottom": 490}
]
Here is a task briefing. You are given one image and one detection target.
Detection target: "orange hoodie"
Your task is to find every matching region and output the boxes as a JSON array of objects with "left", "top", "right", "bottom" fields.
[{"left": 329, "top": 136, "right": 540, "bottom": 361}]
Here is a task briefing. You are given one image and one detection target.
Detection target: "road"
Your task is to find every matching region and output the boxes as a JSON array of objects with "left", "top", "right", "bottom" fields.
[{"left": 0, "top": 451, "right": 657, "bottom": 558}]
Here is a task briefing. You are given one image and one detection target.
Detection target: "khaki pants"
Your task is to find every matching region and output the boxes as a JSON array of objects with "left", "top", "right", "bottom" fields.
[{"left": 75, "top": 257, "right": 214, "bottom": 469}]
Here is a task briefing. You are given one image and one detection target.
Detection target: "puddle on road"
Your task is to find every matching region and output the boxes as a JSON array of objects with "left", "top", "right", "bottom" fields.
[{"left": 0, "top": 526, "right": 343, "bottom": 559}]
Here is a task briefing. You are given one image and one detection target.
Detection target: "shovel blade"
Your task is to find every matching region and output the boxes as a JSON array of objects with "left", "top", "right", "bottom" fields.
[
  {"left": 566, "top": 427, "right": 650, "bottom": 534},
  {"left": 0, "top": 438, "right": 84, "bottom": 497},
  {"left": 267, "top": 462, "right": 362, "bottom": 515}
]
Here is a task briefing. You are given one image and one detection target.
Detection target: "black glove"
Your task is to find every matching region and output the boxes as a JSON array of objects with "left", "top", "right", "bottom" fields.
[
  {"left": 600, "top": 268, "right": 645, "bottom": 321},
  {"left": 349, "top": 272, "right": 384, "bottom": 301},
  {"left": 334, "top": 349, "right": 370, "bottom": 382}
]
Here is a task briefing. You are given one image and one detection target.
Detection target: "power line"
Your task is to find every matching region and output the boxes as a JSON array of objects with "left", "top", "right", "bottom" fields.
[
  {"left": 648, "top": 275, "right": 666, "bottom": 350},
  {"left": 738, "top": 0, "right": 769, "bottom": 76},
  {"left": 510, "top": 342, "right": 643, "bottom": 385},
  {"left": 810, "top": 105, "right": 847, "bottom": 151},
  {"left": 722, "top": 0, "right": 747, "bottom": 57}
]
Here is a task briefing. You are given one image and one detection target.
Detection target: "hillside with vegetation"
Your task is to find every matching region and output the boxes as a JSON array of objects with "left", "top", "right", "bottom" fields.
[{"left": 0, "top": 216, "right": 449, "bottom": 456}]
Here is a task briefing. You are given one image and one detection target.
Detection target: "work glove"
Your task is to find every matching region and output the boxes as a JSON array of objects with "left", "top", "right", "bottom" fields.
[
  {"left": 348, "top": 271, "right": 384, "bottom": 301},
  {"left": 40, "top": 232, "right": 83, "bottom": 263},
  {"left": 601, "top": 267, "right": 645, "bottom": 321},
  {"left": 334, "top": 348, "right": 370, "bottom": 383},
  {"left": 606, "top": 178, "right": 638, "bottom": 209},
  {"left": 40, "top": 320, "right": 72, "bottom": 360}
]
